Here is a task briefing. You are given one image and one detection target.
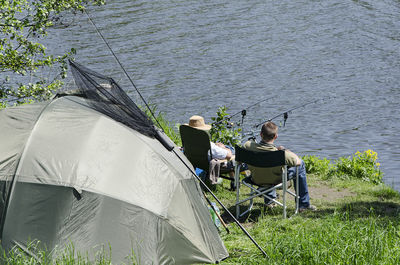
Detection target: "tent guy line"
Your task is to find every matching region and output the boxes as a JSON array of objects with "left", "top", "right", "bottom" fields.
[{"left": 84, "top": 9, "right": 269, "bottom": 258}]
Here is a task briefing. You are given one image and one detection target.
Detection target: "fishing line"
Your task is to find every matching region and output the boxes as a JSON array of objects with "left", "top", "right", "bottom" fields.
[
  {"left": 84, "top": 9, "right": 268, "bottom": 258},
  {"left": 84, "top": 9, "right": 164, "bottom": 131},
  {"left": 212, "top": 96, "right": 275, "bottom": 126},
  {"left": 239, "top": 96, "right": 334, "bottom": 142},
  {"left": 254, "top": 96, "right": 333, "bottom": 128}
]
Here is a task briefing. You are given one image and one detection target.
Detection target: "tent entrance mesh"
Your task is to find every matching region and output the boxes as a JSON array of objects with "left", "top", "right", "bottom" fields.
[{"left": 66, "top": 60, "right": 157, "bottom": 138}]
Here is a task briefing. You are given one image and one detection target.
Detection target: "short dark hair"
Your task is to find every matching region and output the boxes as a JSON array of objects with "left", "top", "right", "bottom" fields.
[{"left": 261, "top": 121, "right": 278, "bottom": 141}]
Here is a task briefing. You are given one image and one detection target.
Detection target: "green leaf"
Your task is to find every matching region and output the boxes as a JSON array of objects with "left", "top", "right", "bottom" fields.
[{"left": 1, "top": 0, "right": 106, "bottom": 105}]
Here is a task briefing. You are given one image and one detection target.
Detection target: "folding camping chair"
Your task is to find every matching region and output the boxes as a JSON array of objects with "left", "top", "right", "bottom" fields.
[
  {"left": 179, "top": 125, "right": 235, "bottom": 186},
  {"left": 234, "top": 145, "right": 299, "bottom": 219}
]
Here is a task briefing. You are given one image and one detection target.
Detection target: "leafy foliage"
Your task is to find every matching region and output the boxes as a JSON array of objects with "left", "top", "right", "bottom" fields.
[
  {"left": 0, "top": 0, "right": 104, "bottom": 106},
  {"left": 302, "top": 155, "right": 331, "bottom": 175},
  {"left": 329, "top": 149, "right": 383, "bottom": 184},
  {"left": 303, "top": 150, "right": 383, "bottom": 184},
  {"left": 210, "top": 106, "right": 242, "bottom": 146}
]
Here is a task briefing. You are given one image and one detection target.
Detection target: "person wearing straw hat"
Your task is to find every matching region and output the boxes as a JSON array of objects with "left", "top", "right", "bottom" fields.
[{"left": 186, "top": 115, "right": 233, "bottom": 161}]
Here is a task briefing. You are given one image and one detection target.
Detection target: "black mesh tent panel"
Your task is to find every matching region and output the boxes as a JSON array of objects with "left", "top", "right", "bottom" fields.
[{"left": 68, "top": 60, "right": 157, "bottom": 138}]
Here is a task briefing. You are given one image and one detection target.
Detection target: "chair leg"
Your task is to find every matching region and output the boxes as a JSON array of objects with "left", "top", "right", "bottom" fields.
[
  {"left": 238, "top": 187, "right": 254, "bottom": 218},
  {"left": 295, "top": 165, "right": 299, "bottom": 214},
  {"left": 235, "top": 163, "right": 241, "bottom": 220},
  {"left": 283, "top": 166, "right": 287, "bottom": 219}
]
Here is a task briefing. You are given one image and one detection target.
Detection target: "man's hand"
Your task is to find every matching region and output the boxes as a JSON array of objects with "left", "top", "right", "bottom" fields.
[
  {"left": 277, "top": 145, "right": 285, "bottom": 150},
  {"left": 216, "top": 142, "right": 226, "bottom": 148},
  {"left": 216, "top": 142, "right": 232, "bottom": 160}
]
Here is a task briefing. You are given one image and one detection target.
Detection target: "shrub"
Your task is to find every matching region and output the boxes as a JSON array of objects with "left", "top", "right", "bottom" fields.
[
  {"left": 302, "top": 155, "right": 331, "bottom": 175},
  {"left": 209, "top": 106, "right": 242, "bottom": 146},
  {"left": 329, "top": 150, "right": 383, "bottom": 184}
]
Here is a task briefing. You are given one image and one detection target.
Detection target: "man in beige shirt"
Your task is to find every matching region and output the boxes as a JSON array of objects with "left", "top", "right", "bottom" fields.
[{"left": 244, "top": 121, "right": 316, "bottom": 212}]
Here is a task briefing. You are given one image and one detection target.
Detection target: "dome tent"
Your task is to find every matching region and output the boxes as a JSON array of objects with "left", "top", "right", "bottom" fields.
[{"left": 0, "top": 62, "right": 228, "bottom": 264}]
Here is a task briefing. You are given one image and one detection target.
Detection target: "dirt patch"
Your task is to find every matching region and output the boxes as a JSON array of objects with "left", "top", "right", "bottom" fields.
[{"left": 309, "top": 183, "right": 355, "bottom": 202}]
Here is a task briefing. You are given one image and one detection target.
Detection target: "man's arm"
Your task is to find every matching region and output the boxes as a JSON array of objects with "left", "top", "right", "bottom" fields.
[
  {"left": 213, "top": 142, "right": 233, "bottom": 160},
  {"left": 224, "top": 148, "right": 233, "bottom": 160}
]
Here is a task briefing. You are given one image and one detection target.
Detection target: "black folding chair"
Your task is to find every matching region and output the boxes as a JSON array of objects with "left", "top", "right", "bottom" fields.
[
  {"left": 234, "top": 145, "right": 299, "bottom": 219},
  {"left": 179, "top": 125, "right": 234, "bottom": 185}
]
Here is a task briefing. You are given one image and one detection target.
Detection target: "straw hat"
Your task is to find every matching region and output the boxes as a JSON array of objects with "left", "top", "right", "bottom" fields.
[{"left": 186, "top": 115, "right": 212, "bottom": 131}]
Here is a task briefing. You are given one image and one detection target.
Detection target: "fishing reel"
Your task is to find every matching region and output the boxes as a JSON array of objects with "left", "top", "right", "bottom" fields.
[
  {"left": 248, "top": 135, "right": 256, "bottom": 141},
  {"left": 241, "top": 130, "right": 258, "bottom": 143}
]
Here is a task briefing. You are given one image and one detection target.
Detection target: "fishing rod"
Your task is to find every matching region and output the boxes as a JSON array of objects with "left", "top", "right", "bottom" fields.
[
  {"left": 83, "top": 9, "right": 163, "bottom": 131},
  {"left": 84, "top": 9, "right": 268, "bottom": 259},
  {"left": 254, "top": 96, "right": 332, "bottom": 128},
  {"left": 171, "top": 149, "right": 268, "bottom": 258},
  {"left": 212, "top": 96, "right": 275, "bottom": 127}
]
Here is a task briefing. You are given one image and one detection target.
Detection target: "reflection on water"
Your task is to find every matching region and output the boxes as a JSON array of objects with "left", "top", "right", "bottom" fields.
[{"left": 45, "top": 0, "right": 400, "bottom": 190}]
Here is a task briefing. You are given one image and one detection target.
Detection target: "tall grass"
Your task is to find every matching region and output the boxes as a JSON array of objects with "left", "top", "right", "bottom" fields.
[
  {"left": 0, "top": 241, "right": 137, "bottom": 265},
  {"left": 223, "top": 214, "right": 400, "bottom": 264},
  {"left": 142, "top": 104, "right": 182, "bottom": 146},
  {"left": 213, "top": 175, "right": 400, "bottom": 265}
]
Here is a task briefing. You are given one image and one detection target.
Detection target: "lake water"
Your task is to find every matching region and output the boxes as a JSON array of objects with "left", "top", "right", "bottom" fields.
[{"left": 46, "top": 0, "right": 400, "bottom": 190}]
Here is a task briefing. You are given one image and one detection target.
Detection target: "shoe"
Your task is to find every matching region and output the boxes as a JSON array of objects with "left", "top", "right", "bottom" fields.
[
  {"left": 229, "top": 181, "right": 236, "bottom": 191},
  {"left": 299, "top": 205, "right": 317, "bottom": 212}
]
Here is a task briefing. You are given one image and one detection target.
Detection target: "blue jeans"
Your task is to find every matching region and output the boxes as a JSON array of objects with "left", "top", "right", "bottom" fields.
[{"left": 263, "top": 160, "right": 310, "bottom": 208}]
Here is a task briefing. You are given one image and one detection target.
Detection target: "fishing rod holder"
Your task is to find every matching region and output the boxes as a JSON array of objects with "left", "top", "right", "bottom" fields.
[{"left": 241, "top": 109, "right": 247, "bottom": 125}]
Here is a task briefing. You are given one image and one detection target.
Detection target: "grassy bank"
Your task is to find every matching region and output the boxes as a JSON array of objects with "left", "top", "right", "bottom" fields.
[
  {"left": 4, "top": 174, "right": 399, "bottom": 265},
  {"left": 2, "top": 111, "right": 399, "bottom": 264},
  {"left": 212, "top": 172, "right": 400, "bottom": 264},
  {"left": 3, "top": 154, "right": 399, "bottom": 264}
]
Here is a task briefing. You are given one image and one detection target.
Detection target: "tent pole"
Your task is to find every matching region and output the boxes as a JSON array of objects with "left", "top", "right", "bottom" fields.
[{"left": 172, "top": 150, "right": 269, "bottom": 259}]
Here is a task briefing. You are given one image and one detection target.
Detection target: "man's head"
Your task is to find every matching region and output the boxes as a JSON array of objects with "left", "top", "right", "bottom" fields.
[
  {"left": 187, "top": 115, "right": 211, "bottom": 131},
  {"left": 260, "top": 121, "right": 278, "bottom": 142}
]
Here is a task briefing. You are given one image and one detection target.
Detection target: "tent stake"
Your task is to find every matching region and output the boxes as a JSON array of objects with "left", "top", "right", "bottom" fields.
[{"left": 173, "top": 150, "right": 269, "bottom": 259}]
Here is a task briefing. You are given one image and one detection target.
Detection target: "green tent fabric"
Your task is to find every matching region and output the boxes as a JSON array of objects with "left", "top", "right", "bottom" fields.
[{"left": 0, "top": 95, "right": 228, "bottom": 264}]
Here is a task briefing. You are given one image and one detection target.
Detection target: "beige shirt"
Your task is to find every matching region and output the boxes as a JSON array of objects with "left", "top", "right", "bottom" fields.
[{"left": 243, "top": 140, "right": 297, "bottom": 186}]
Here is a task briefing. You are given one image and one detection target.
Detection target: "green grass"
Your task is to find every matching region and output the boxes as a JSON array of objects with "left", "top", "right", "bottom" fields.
[
  {"left": 3, "top": 179, "right": 399, "bottom": 265},
  {"left": 210, "top": 172, "right": 400, "bottom": 265},
  {"left": 4, "top": 174, "right": 399, "bottom": 265},
  {"left": 1, "top": 241, "right": 138, "bottom": 265},
  {"left": 141, "top": 104, "right": 182, "bottom": 146},
  {"left": 1, "top": 241, "right": 118, "bottom": 265}
]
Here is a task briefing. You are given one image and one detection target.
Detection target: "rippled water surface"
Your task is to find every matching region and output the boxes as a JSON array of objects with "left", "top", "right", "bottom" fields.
[{"left": 48, "top": 0, "right": 400, "bottom": 189}]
